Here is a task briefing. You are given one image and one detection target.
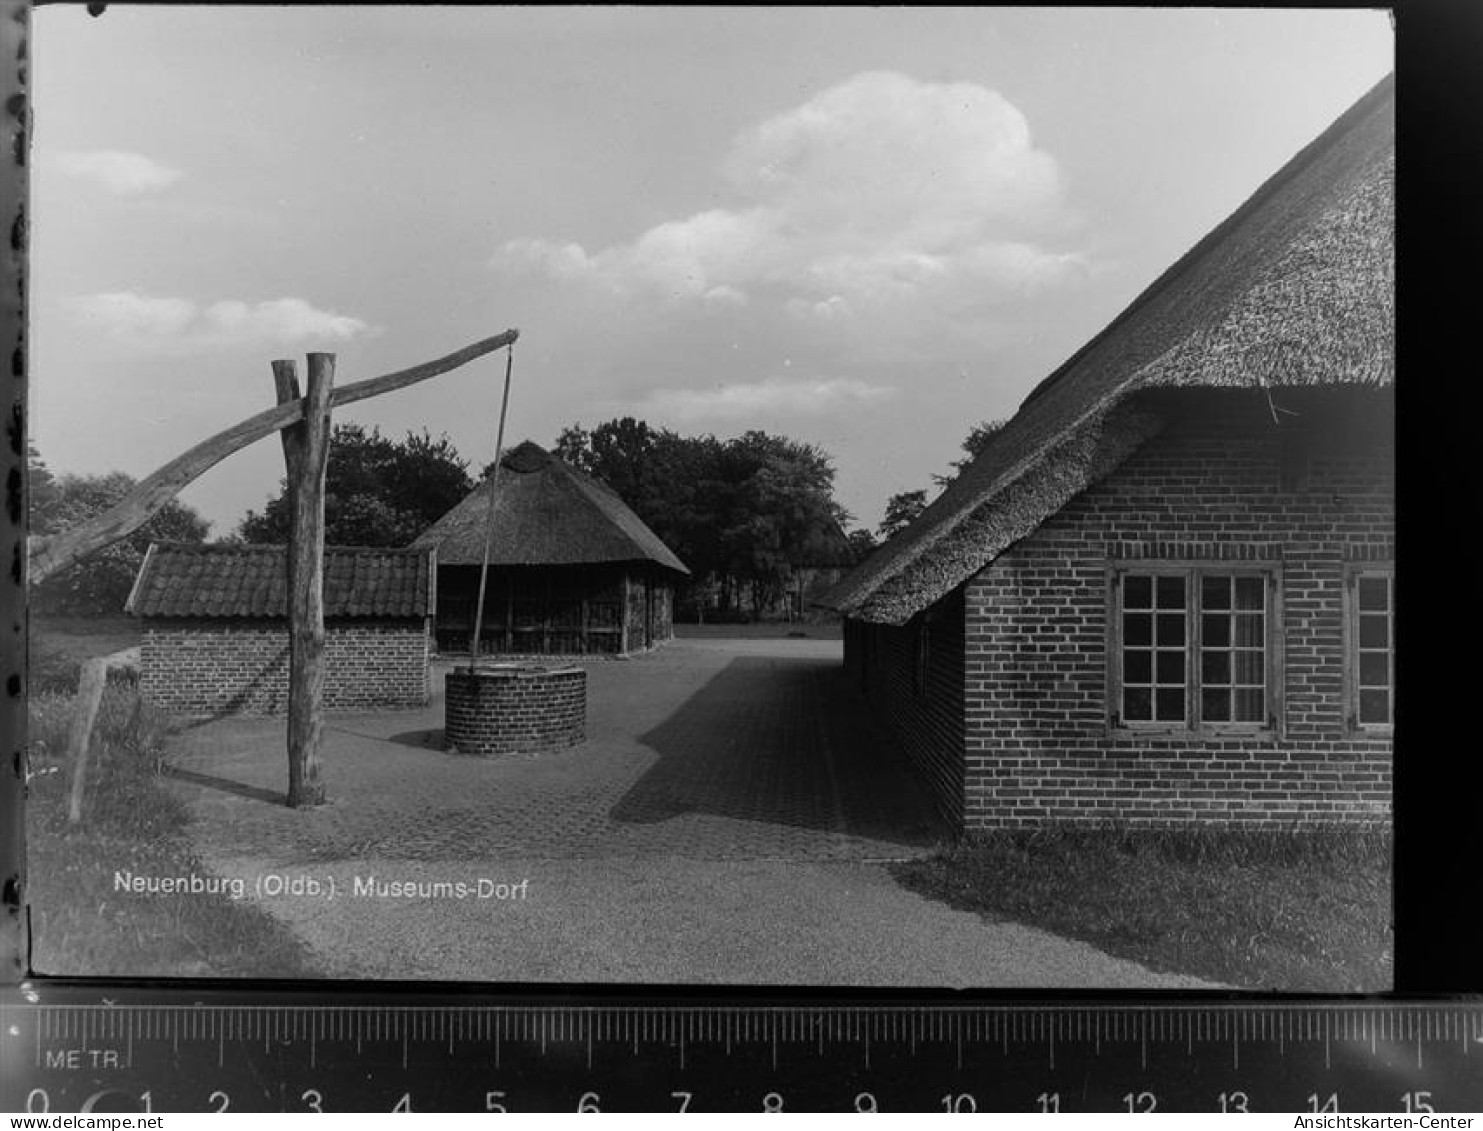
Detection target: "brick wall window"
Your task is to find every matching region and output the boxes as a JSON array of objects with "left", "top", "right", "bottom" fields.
[
  {"left": 1112, "top": 566, "right": 1278, "bottom": 731},
  {"left": 913, "top": 619, "right": 931, "bottom": 699},
  {"left": 1348, "top": 566, "right": 1394, "bottom": 731}
]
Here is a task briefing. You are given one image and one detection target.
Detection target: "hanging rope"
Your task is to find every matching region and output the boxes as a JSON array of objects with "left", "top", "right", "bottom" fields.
[{"left": 469, "top": 343, "right": 515, "bottom": 668}]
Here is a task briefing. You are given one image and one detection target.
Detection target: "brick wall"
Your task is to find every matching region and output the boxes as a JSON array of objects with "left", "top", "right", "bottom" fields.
[
  {"left": 444, "top": 666, "right": 586, "bottom": 755},
  {"left": 844, "top": 586, "right": 966, "bottom": 828},
  {"left": 963, "top": 388, "right": 1392, "bottom": 829},
  {"left": 139, "top": 618, "right": 431, "bottom": 717}
]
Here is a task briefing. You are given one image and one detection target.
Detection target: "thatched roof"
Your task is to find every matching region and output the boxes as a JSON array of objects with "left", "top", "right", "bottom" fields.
[
  {"left": 411, "top": 440, "right": 690, "bottom": 574},
  {"left": 126, "top": 543, "right": 435, "bottom": 619},
  {"left": 824, "top": 74, "right": 1394, "bottom": 626}
]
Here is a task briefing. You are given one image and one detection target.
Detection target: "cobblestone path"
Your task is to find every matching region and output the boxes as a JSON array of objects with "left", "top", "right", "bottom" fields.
[{"left": 166, "top": 638, "right": 946, "bottom": 864}]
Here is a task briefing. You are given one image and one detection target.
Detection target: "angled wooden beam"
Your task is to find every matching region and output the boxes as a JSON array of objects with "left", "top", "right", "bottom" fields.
[{"left": 27, "top": 329, "right": 519, "bottom": 585}]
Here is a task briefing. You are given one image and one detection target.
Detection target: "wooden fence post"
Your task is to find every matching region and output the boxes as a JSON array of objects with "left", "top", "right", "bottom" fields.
[
  {"left": 285, "top": 353, "right": 333, "bottom": 808},
  {"left": 64, "top": 649, "right": 139, "bottom": 825},
  {"left": 64, "top": 658, "right": 109, "bottom": 825}
]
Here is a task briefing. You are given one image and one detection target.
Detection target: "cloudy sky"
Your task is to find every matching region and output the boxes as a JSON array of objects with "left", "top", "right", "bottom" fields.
[{"left": 29, "top": 6, "right": 1393, "bottom": 537}]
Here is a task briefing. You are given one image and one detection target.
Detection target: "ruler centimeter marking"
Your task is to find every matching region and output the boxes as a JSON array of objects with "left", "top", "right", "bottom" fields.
[
  {"left": 7, "top": 996, "right": 1481, "bottom": 1113},
  {"left": 19, "top": 1000, "right": 1483, "bottom": 1042}
]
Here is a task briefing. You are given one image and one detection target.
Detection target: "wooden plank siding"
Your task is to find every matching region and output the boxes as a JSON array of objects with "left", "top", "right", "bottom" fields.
[{"left": 433, "top": 562, "right": 671, "bottom": 656}]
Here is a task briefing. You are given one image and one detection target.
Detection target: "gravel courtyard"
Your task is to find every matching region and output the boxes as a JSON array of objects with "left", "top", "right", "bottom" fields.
[{"left": 163, "top": 636, "right": 1218, "bottom": 988}]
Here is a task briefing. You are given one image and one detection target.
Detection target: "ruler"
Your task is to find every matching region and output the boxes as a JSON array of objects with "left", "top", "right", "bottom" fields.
[{"left": 4, "top": 988, "right": 1480, "bottom": 1113}]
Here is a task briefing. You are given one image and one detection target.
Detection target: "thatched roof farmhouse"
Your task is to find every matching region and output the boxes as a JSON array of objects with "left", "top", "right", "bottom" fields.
[
  {"left": 824, "top": 75, "right": 1394, "bottom": 832},
  {"left": 414, "top": 440, "right": 689, "bottom": 655}
]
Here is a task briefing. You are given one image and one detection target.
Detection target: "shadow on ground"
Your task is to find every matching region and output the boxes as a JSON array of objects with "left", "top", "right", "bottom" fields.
[
  {"left": 165, "top": 764, "right": 285, "bottom": 805},
  {"left": 351, "top": 726, "right": 444, "bottom": 750},
  {"left": 611, "top": 654, "right": 944, "bottom": 850}
]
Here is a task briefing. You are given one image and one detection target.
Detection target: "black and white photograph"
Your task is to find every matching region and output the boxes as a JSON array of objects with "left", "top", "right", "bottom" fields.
[{"left": 21, "top": 6, "right": 1394, "bottom": 992}]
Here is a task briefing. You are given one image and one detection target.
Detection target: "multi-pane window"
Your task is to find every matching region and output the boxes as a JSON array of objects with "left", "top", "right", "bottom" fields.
[
  {"left": 1199, "top": 575, "right": 1267, "bottom": 724},
  {"left": 1115, "top": 568, "right": 1273, "bottom": 729},
  {"left": 1351, "top": 569, "right": 1394, "bottom": 729},
  {"left": 1120, "top": 574, "right": 1188, "bottom": 723}
]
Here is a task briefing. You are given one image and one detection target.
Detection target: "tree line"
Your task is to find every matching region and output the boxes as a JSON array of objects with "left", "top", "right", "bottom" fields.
[
  {"left": 551, "top": 419, "right": 857, "bottom": 619},
  {"left": 30, "top": 411, "right": 1007, "bottom": 618},
  {"left": 29, "top": 420, "right": 870, "bottom": 620}
]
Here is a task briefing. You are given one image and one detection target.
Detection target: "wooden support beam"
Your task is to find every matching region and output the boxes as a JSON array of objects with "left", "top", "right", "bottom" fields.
[
  {"left": 28, "top": 329, "right": 519, "bottom": 586},
  {"left": 581, "top": 591, "right": 590, "bottom": 657},
  {"left": 619, "top": 569, "right": 630, "bottom": 655},
  {"left": 64, "top": 649, "right": 139, "bottom": 824},
  {"left": 285, "top": 354, "right": 333, "bottom": 809},
  {"left": 64, "top": 658, "right": 110, "bottom": 826}
]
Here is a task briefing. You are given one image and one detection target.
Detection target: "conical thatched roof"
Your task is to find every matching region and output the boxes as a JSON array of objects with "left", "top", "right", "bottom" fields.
[
  {"left": 412, "top": 440, "right": 689, "bottom": 574},
  {"left": 824, "top": 74, "right": 1394, "bottom": 626}
]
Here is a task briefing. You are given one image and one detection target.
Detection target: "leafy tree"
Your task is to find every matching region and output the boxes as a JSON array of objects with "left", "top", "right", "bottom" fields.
[
  {"left": 549, "top": 419, "right": 715, "bottom": 571},
  {"left": 29, "top": 461, "right": 211, "bottom": 615},
  {"left": 552, "top": 423, "right": 592, "bottom": 471},
  {"left": 536, "top": 417, "right": 663, "bottom": 501},
  {"left": 931, "top": 418, "right": 1008, "bottom": 487},
  {"left": 845, "top": 527, "right": 878, "bottom": 560},
  {"left": 27, "top": 442, "right": 60, "bottom": 523},
  {"left": 240, "top": 424, "right": 473, "bottom": 546},
  {"left": 878, "top": 489, "right": 928, "bottom": 541},
  {"left": 875, "top": 418, "right": 1010, "bottom": 545},
  {"left": 554, "top": 419, "right": 852, "bottom": 619}
]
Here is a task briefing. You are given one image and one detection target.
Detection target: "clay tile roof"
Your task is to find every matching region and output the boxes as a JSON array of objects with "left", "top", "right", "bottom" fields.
[
  {"left": 822, "top": 74, "right": 1394, "bottom": 627},
  {"left": 125, "top": 543, "right": 435, "bottom": 619},
  {"left": 411, "top": 439, "right": 690, "bottom": 574}
]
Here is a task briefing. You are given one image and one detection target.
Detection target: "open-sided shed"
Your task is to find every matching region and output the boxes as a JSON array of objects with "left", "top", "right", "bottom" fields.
[{"left": 413, "top": 440, "right": 689, "bottom": 656}]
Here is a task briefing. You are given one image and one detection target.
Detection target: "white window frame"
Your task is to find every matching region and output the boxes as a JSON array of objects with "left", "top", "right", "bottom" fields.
[
  {"left": 1346, "top": 564, "right": 1395, "bottom": 735},
  {"left": 1109, "top": 563, "right": 1282, "bottom": 735}
]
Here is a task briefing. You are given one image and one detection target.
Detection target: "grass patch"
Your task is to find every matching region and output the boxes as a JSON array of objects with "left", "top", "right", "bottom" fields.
[
  {"left": 24, "top": 682, "right": 320, "bottom": 979},
  {"left": 889, "top": 825, "right": 1392, "bottom": 992},
  {"left": 28, "top": 614, "right": 141, "bottom": 694}
]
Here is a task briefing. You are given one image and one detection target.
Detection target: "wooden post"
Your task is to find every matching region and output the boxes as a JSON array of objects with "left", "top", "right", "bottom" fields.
[
  {"left": 271, "top": 358, "right": 305, "bottom": 527},
  {"left": 64, "top": 649, "right": 139, "bottom": 824},
  {"left": 284, "top": 353, "right": 334, "bottom": 808},
  {"left": 619, "top": 569, "right": 630, "bottom": 655},
  {"left": 543, "top": 574, "right": 552, "bottom": 655},
  {"left": 64, "top": 657, "right": 110, "bottom": 825},
  {"left": 581, "top": 592, "right": 590, "bottom": 656}
]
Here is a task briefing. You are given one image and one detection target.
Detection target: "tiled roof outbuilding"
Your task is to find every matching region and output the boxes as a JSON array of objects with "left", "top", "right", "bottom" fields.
[{"left": 125, "top": 543, "right": 435, "bottom": 619}]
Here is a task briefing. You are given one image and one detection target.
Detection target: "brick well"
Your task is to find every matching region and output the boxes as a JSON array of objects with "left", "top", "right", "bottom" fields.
[{"left": 444, "top": 664, "right": 587, "bottom": 755}]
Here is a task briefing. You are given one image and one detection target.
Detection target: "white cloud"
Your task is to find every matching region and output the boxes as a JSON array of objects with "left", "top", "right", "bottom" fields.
[
  {"left": 65, "top": 292, "right": 376, "bottom": 352},
  {"left": 496, "top": 71, "right": 1084, "bottom": 312},
  {"left": 55, "top": 150, "right": 183, "bottom": 195},
  {"left": 640, "top": 376, "right": 896, "bottom": 422}
]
